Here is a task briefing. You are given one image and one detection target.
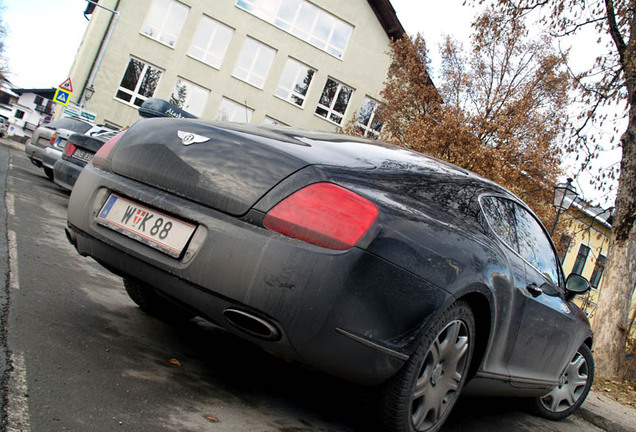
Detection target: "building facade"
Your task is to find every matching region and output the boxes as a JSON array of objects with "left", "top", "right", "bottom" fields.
[
  {"left": 63, "top": 0, "right": 404, "bottom": 133},
  {"left": 0, "top": 84, "right": 55, "bottom": 139}
]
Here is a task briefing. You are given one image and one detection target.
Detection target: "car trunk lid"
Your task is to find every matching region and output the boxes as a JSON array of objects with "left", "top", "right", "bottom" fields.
[{"left": 108, "top": 118, "right": 333, "bottom": 216}]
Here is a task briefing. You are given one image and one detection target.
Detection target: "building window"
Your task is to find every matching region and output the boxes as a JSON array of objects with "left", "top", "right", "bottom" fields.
[
  {"left": 571, "top": 244, "right": 590, "bottom": 276},
  {"left": 141, "top": 0, "right": 190, "bottom": 48},
  {"left": 236, "top": 0, "right": 353, "bottom": 59},
  {"left": 315, "top": 78, "right": 353, "bottom": 125},
  {"left": 232, "top": 37, "right": 276, "bottom": 89},
  {"left": 115, "top": 58, "right": 163, "bottom": 108},
  {"left": 34, "top": 95, "right": 44, "bottom": 105},
  {"left": 216, "top": 97, "right": 253, "bottom": 123},
  {"left": 589, "top": 254, "right": 606, "bottom": 289},
  {"left": 169, "top": 78, "right": 210, "bottom": 117},
  {"left": 263, "top": 116, "right": 288, "bottom": 126},
  {"left": 15, "top": 110, "right": 25, "bottom": 119},
  {"left": 275, "top": 58, "right": 315, "bottom": 107},
  {"left": 187, "top": 16, "right": 234, "bottom": 69},
  {"left": 355, "top": 97, "right": 383, "bottom": 139}
]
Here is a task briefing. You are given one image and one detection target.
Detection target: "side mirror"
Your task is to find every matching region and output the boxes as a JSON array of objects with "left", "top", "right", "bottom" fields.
[{"left": 565, "top": 274, "right": 590, "bottom": 296}]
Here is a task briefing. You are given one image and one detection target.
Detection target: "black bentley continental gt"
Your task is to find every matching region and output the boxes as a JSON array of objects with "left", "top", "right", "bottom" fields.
[{"left": 66, "top": 117, "right": 594, "bottom": 432}]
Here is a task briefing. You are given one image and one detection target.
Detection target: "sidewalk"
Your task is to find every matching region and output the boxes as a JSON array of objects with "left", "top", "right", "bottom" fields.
[{"left": 578, "top": 390, "right": 636, "bottom": 432}]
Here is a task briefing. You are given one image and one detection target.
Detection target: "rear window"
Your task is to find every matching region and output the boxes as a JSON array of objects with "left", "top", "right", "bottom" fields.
[{"left": 44, "top": 118, "right": 92, "bottom": 134}]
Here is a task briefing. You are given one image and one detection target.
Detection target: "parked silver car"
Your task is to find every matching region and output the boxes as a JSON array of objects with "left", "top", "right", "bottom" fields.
[
  {"left": 25, "top": 117, "right": 93, "bottom": 179},
  {"left": 42, "top": 124, "right": 117, "bottom": 181}
]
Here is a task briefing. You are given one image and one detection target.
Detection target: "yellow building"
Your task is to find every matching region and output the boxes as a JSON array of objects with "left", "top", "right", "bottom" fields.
[
  {"left": 559, "top": 200, "right": 612, "bottom": 320},
  {"left": 560, "top": 200, "right": 636, "bottom": 341}
]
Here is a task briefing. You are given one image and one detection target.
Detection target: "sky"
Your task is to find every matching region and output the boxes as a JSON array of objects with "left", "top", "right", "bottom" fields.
[{"left": 0, "top": 0, "right": 622, "bottom": 207}]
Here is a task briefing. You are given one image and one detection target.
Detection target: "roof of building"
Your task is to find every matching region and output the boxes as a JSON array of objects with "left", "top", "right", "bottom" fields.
[
  {"left": 367, "top": 0, "right": 406, "bottom": 40},
  {"left": 13, "top": 88, "right": 56, "bottom": 99},
  {"left": 571, "top": 198, "right": 613, "bottom": 229}
]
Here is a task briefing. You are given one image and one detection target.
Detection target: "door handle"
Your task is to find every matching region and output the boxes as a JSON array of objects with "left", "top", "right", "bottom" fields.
[{"left": 526, "top": 282, "right": 543, "bottom": 297}]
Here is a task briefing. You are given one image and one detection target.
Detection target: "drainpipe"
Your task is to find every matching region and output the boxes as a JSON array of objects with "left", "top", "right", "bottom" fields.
[{"left": 80, "top": 0, "right": 120, "bottom": 108}]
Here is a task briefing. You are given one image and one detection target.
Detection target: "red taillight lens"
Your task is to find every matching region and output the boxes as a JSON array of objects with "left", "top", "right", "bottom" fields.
[
  {"left": 50, "top": 134, "right": 58, "bottom": 145},
  {"left": 92, "top": 131, "right": 125, "bottom": 170},
  {"left": 263, "top": 183, "right": 378, "bottom": 250},
  {"left": 63, "top": 143, "right": 77, "bottom": 157}
]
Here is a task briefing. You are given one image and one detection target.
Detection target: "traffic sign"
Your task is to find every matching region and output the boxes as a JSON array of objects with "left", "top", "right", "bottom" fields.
[
  {"left": 59, "top": 78, "right": 73, "bottom": 92},
  {"left": 53, "top": 88, "right": 72, "bottom": 106},
  {"left": 80, "top": 110, "right": 96, "bottom": 122}
]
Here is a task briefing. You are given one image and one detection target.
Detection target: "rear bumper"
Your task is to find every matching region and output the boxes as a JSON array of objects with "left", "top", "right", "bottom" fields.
[
  {"left": 42, "top": 146, "right": 63, "bottom": 169},
  {"left": 53, "top": 159, "right": 82, "bottom": 191},
  {"left": 67, "top": 166, "right": 451, "bottom": 385}
]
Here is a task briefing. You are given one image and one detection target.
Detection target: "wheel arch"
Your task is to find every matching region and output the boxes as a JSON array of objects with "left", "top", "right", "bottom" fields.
[{"left": 456, "top": 290, "right": 493, "bottom": 380}]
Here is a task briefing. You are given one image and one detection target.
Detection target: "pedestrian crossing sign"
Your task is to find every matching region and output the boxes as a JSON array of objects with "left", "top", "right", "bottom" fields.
[{"left": 53, "top": 88, "right": 72, "bottom": 106}]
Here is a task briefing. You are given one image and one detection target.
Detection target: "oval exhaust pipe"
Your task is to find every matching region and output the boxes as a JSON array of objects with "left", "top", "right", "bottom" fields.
[{"left": 223, "top": 308, "right": 281, "bottom": 341}]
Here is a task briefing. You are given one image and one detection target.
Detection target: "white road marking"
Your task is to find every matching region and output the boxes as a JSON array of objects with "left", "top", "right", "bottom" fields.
[
  {"left": 6, "top": 351, "right": 32, "bottom": 432},
  {"left": 6, "top": 192, "right": 14, "bottom": 216},
  {"left": 8, "top": 230, "right": 18, "bottom": 291}
]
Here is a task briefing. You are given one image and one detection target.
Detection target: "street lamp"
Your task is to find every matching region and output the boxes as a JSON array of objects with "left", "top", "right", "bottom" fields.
[
  {"left": 550, "top": 178, "right": 578, "bottom": 236},
  {"left": 84, "top": 85, "right": 95, "bottom": 102}
]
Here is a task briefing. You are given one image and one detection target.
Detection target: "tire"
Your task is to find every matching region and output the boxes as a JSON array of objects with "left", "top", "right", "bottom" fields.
[
  {"left": 531, "top": 343, "right": 594, "bottom": 421},
  {"left": 123, "top": 278, "right": 194, "bottom": 322},
  {"left": 43, "top": 167, "right": 54, "bottom": 181},
  {"left": 378, "top": 301, "right": 475, "bottom": 432}
]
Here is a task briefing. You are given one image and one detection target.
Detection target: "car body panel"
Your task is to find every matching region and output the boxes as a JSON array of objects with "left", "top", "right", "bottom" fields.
[
  {"left": 66, "top": 118, "right": 592, "bottom": 393},
  {"left": 25, "top": 118, "right": 93, "bottom": 165},
  {"left": 54, "top": 131, "right": 117, "bottom": 191}
]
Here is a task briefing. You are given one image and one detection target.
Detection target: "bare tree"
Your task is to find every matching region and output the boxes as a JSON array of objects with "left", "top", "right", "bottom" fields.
[{"left": 474, "top": 0, "right": 635, "bottom": 379}]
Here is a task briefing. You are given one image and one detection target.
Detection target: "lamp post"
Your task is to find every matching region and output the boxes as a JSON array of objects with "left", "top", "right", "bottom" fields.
[
  {"left": 550, "top": 178, "right": 578, "bottom": 236},
  {"left": 83, "top": 84, "right": 95, "bottom": 103}
]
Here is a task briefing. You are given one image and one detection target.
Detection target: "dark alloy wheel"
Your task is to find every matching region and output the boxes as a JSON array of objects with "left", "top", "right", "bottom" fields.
[
  {"left": 123, "top": 278, "right": 194, "bottom": 322},
  {"left": 379, "top": 300, "right": 475, "bottom": 432},
  {"left": 531, "top": 343, "right": 594, "bottom": 420}
]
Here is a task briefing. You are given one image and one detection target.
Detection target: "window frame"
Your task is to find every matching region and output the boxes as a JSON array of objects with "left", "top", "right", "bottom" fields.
[
  {"left": 168, "top": 77, "right": 210, "bottom": 117},
  {"left": 572, "top": 244, "right": 591, "bottom": 276},
  {"left": 236, "top": 0, "right": 353, "bottom": 59},
  {"left": 315, "top": 77, "right": 354, "bottom": 126},
  {"left": 140, "top": 0, "right": 190, "bottom": 48},
  {"left": 589, "top": 254, "right": 606, "bottom": 289},
  {"left": 187, "top": 15, "right": 234, "bottom": 69},
  {"left": 479, "top": 194, "right": 564, "bottom": 287},
  {"left": 232, "top": 37, "right": 277, "bottom": 89},
  {"left": 114, "top": 58, "right": 164, "bottom": 108},
  {"left": 274, "top": 58, "right": 315, "bottom": 108},
  {"left": 215, "top": 97, "right": 254, "bottom": 123},
  {"left": 355, "top": 96, "right": 383, "bottom": 139}
]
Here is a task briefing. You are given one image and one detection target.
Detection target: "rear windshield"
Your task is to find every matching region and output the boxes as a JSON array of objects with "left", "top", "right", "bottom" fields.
[{"left": 45, "top": 118, "right": 92, "bottom": 134}]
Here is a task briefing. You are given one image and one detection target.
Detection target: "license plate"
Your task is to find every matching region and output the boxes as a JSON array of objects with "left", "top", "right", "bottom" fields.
[
  {"left": 96, "top": 194, "right": 196, "bottom": 258},
  {"left": 73, "top": 148, "right": 93, "bottom": 163}
]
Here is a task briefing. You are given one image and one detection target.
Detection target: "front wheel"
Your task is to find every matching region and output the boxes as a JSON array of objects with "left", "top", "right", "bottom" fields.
[
  {"left": 378, "top": 301, "right": 475, "bottom": 432},
  {"left": 531, "top": 343, "right": 594, "bottom": 420},
  {"left": 43, "top": 167, "right": 54, "bottom": 181}
]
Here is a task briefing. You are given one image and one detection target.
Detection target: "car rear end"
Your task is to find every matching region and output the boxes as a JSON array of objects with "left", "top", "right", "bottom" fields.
[
  {"left": 54, "top": 131, "right": 117, "bottom": 191},
  {"left": 66, "top": 118, "right": 454, "bottom": 385}
]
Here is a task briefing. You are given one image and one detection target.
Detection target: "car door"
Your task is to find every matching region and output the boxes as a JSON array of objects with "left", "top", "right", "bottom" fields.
[{"left": 506, "top": 202, "right": 580, "bottom": 387}]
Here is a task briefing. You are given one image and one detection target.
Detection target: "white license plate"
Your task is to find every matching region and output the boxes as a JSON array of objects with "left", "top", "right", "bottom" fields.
[
  {"left": 73, "top": 148, "right": 93, "bottom": 163},
  {"left": 97, "top": 194, "right": 196, "bottom": 258}
]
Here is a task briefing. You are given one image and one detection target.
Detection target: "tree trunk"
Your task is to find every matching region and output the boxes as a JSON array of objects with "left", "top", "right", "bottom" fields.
[{"left": 591, "top": 109, "right": 636, "bottom": 379}]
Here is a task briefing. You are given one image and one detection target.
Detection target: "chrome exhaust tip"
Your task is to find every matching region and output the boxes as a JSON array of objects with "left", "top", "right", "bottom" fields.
[{"left": 223, "top": 308, "right": 281, "bottom": 341}]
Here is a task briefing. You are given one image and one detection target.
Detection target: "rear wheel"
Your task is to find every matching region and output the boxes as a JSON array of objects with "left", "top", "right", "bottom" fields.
[
  {"left": 531, "top": 343, "right": 594, "bottom": 420},
  {"left": 43, "top": 167, "right": 54, "bottom": 181},
  {"left": 378, "top": 301, "right": 475, "bottom": 432},
  {"left": 123, "top": 278, "right": 194, "bottom": 322}
]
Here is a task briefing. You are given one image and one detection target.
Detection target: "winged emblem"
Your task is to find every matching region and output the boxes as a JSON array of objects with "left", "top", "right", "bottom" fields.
[{"left": 177, "top": 130, "right": 211, "bottom": 146}]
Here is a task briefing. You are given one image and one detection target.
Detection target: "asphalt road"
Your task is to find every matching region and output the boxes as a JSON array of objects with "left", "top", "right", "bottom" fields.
[{"left": 0, "top": 143, "right": 604, "bottom": 432}]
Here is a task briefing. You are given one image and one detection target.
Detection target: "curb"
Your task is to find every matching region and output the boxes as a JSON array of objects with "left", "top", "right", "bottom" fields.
[
  {"left": 577, "top": 391, "right": 636, "bottom": 432},
  {"left": 0, "top": 137, "right": 26, "bottom": 152}
]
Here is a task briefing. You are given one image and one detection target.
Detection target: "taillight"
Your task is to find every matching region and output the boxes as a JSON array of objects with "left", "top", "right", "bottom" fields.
[
  {"left": 50, "top": 134, "right": 58, "bottom": 145},
  {"left": 64, "top": 143, "right": 77, "bottom": 157},
  {"left": 263, "top": 182, "right": 378, "bottom": 250},
  {"left": 92, "top": 131, "right": 125, "bottom": 170}
]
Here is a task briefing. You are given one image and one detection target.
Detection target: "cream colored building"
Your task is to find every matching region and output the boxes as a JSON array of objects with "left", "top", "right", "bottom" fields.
[{"left": 63, "top": 0, "right": 404, "bottom": 135}]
